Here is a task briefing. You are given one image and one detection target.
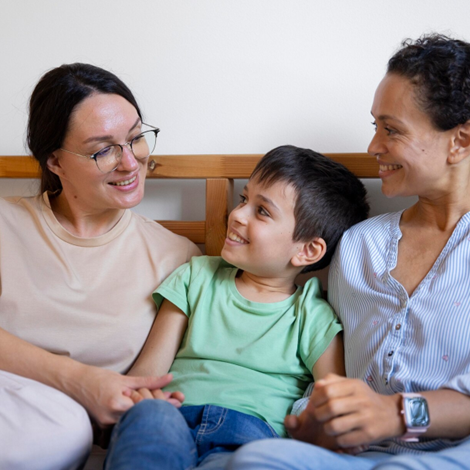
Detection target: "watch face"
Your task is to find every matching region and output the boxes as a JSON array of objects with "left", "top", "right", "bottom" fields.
[{"left": 405, "top": 397, "right": 430, "bottom": 427}]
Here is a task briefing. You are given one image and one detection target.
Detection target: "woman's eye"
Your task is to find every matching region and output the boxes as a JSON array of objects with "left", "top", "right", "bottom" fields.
[
  {"left": 94, "top": 146, "right": 113, "bottom": 158},
  {"left": 371, "top": 121, "right": 377, "bottom": 131},
  {"left": 385, "top": 127, "right": 396, "bottom": 135},
  {"left": 132, "top": 134, "right": 144, "bottom": 144}
]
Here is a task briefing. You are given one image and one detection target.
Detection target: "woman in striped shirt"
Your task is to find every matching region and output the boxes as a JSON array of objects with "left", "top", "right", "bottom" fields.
[{"left": 229, "top": 34, "right": 470, "bottom": 470}]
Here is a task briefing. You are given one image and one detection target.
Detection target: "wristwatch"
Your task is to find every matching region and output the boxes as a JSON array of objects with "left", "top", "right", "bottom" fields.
[{"left": 399, "top": 393, "right": 431, "bottom": 442}]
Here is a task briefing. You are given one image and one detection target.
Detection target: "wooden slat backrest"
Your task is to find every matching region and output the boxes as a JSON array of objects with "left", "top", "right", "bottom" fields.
[{"left": 0, "top": 154, "right": 378, "bottom": 255}]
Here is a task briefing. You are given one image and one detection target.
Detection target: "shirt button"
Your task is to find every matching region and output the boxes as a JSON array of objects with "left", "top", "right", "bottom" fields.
[{"left": 395, "top": 324, "right": 401, "bottom": 330}]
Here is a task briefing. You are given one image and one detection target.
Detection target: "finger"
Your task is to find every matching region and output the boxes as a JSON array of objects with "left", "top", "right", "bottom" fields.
[
  {"left": 127, "top": 373, "right": 174, "bottom": 391},
  {"left": 284, "top": 414, "right": 299, "bottom": 431},
  {"left": 310, "top": 378, "right": 363, "bottom": 408},
  {"left": 323, "top": 410, "right": 367, "bottom": 440},
  {"left": 315, "top": 373, "right": 346, "bottom": 388},
  {"left": 167, "top": 398, "right": 183, "bottom": 408},
  {"left": 169, "top": 391, "right": 185, "bottom": 404},
  {"left": 128, "top": 390, "right": 144, "bottom": 404},
  {"left": 137, "top": 388, "right": 154, "bottom": 400},
  {"left": 314, "top": 394, "right": 365, "bottom": 423},
  {"left": 151, "top": 389, "right": 166, "bottom": 400},
  {"left": 335, "top": 428, "right": 373, "bottom": 449}
]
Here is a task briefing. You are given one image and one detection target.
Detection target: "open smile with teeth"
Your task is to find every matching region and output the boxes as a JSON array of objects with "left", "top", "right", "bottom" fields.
[
  {"left": 228, "top": 231, "right": 248, "bottom": 244},
  {"left": 379, "top": 164, "right": 403, "bottom": 171},
  {"left": 109, "top": 175, "right": 137, "bottom": 186}
]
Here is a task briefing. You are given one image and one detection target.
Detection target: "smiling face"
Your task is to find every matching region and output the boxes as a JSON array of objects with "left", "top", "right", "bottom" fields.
[
  {"left": 368, "top": 73, "right": 455, "bottom": 199},
  {"left": 48, "top": 93, "right": 148, "bottom": 216},
  {"left": 221, "top": 177, "right": 304, "bottom": 278}
]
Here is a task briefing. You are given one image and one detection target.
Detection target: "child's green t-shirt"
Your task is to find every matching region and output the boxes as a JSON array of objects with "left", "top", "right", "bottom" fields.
[{"left": 153, "top": 256, "right": 342, "bottom": 436}]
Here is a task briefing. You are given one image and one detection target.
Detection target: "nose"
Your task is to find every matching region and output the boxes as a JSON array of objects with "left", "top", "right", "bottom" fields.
[
  {"left": 367, "top": 130, "right": 385, "bottom": 157},
  {"left": 117, "top": 144, "right": 139, "bottom": 171},
  {"left": 229, "top": 204, "right": 248, "bottom": 226}
]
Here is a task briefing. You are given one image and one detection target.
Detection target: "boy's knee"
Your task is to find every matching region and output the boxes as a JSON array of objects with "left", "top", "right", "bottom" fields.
[{"left": 118, "top": 399, "right": 185, "bottom": 436}]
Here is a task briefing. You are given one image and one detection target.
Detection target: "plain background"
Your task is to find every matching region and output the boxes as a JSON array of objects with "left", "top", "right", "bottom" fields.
[{"left": 1, "top": 0, "right": 469, "bottom": 220}]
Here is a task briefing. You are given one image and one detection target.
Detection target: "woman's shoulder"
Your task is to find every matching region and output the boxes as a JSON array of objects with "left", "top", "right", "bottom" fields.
[
  {"left": 342, "top": 211, "right": 401, "bottom": 239},
  {"left": 129, "top": 211, "right": 199, "bottom": 252},
  {"left": 0, "top": 194, "right": 42, "bottom": 220}
]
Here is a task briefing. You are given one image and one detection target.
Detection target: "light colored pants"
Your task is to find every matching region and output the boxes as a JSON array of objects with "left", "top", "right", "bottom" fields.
[
  {"left": 0, "top": 370, "right": 93, "bottom": 470},
  {"left": 227, "top": 438, "right": 470, "bottom": 470}
]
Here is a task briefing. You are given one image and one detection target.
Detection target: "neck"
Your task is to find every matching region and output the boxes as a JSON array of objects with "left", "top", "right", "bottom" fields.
[
  {"left": 49, "top": 192, "right": 125, "bottom": 238},
  {"left": 235, "top": 270, "right": 298, "bottom": 303},
  {"left": 403, "top": 194, "right": 470, "bottom": 232},
  {"left": 404, "top": 165, "right": 470, "bottom": 231}
]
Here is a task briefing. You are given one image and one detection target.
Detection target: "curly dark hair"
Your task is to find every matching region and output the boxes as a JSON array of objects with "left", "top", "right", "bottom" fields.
[{"left": 387, "top": 34, "right": 470, "bottom": 130}]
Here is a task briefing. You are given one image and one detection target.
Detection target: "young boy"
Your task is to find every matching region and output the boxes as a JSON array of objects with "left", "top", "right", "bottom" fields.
[{"left": 105, "top": 145, "right": 369, "bottom": 470}]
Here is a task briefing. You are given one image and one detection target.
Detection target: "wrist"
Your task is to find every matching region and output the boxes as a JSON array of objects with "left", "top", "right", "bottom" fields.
[
  {"left": 391, "top": 393, "right": 407, "bottom": 438},
  {"left": 398, "top": 393, "right": 431, "bottom": 442},
  {"left": 54, "top": 357, "right": 93, "bottom": 401}
]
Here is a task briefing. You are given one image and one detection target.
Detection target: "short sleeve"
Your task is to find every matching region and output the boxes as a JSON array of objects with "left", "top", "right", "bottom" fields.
[{"left": 152, "top": 261, "right": 192, "bottom": 315}]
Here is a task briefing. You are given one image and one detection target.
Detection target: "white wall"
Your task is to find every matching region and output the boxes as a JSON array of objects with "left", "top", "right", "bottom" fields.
[{"left": 1, "top": 0, "right": 469, "bottom": 220}]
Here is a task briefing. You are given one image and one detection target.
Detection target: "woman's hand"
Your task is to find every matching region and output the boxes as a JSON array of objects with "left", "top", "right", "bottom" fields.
[
  {"left": 287, "top": 374, "right": 404, "bottom": 450},
  {"left": 69, "top": 364, "right": 177, "bottom": 427}
]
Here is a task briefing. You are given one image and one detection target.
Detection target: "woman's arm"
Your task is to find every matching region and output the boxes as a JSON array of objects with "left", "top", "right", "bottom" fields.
[
  {"left": 0, "top": 327, "right": 173, "bottom": 427},
  {"left": 128, "top": 299, "right": 188, "bottom": 377}
]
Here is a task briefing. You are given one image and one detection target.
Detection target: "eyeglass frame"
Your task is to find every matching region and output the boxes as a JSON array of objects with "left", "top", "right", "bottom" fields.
[{"left": 59, "top": 123, "right": 160, "bottom": 173}]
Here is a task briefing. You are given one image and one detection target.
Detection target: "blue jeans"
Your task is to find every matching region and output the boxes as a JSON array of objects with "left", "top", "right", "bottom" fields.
[
  {"left": 105, "top": 400, "right": 278, "bottom": 470},
  {"left": 227, "top": 437, "right": 470, "bottom": 470}
]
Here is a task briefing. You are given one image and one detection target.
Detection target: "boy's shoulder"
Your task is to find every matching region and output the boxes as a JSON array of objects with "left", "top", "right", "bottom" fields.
[
  {"left": 189, "top": 255, "right": 232, "bottom": 269},
  {"left": 185, "top": 255, "right": 235, "bottom": 278}
]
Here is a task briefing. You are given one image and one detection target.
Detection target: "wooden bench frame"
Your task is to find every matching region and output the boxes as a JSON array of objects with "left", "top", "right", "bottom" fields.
[{"left": 0, "top": 154, "right": 378, "bottom": 255}]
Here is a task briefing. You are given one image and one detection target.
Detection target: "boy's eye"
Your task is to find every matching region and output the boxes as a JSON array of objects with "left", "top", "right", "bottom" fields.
[
  {"left": 238, "top": 194, "right": 247, "bottom": 204},
  {"left": 257, "top": 206, "right": 270, "bottom": 217}
]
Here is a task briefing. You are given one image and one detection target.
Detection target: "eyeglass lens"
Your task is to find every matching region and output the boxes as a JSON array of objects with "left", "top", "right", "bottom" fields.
[{"left": 95, "top": 130, "right": 158, "bottom": 173}]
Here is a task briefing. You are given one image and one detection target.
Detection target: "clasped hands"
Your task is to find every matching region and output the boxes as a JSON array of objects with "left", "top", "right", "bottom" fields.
[
  {"left": 75, "top": 366, "right": 184, "bottom": 447},
  {"left": 285, "top": 374, "right": 405, "bottom": 454}
]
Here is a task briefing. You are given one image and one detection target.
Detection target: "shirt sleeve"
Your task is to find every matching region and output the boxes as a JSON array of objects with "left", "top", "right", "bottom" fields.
[
  {"left": 152, "top": 261, "right": 192, "bottom": 315},
  {"left": 443, "top": 374, "right": 470, "bottom": 396}
]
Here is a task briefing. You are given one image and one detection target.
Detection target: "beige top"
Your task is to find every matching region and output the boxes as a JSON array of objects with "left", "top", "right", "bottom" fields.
[{"left": 0, "top": 193, "right": 196, "bottom": 373}]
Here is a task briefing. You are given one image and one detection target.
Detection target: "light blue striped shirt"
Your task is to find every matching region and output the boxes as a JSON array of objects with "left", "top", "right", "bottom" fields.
[{"left": 294, "top": 210, "right": 470, "bottom": 454}]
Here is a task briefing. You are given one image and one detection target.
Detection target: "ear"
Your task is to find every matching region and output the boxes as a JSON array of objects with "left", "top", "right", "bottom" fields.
[
  {"left": 291, "top": 237, "right": 327, "bottom": 268},
  {"left": 448, "top": 122, "right": 470, "bottom": 164},
  {"left": 46, "top": 152, "right": 64, "bottom": 177}
]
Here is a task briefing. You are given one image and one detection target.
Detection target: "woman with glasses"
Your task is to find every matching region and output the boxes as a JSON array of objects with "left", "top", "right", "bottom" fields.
[{"left": 0, "top": 63, "right": 200, "bottom": 470}]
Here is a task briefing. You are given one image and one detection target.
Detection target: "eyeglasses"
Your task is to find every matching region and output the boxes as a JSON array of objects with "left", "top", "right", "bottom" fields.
[{"left": 60, "top": 124, "right": 160, "bottom": 173}]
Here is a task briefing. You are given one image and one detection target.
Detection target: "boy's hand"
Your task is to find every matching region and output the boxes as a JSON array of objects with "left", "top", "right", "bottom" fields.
[
  {"left": 127, "top": 387, "right": 185, "bottom": 408},
  {"left": 285, "top": 404, "right": 339, "bottom": 450}
]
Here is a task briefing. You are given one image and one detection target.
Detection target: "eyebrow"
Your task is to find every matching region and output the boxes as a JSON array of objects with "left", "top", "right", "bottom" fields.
[
  {"left": 371, "top": 113, "right": 405, "bottom": 126},
  {"left": 82, "top": 117, "right": 142, "bottom": 144}
]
